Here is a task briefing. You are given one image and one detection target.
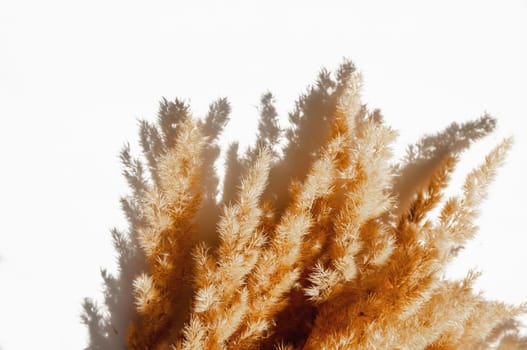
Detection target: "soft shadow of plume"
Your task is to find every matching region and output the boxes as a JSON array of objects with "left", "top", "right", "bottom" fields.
[{"left": 392, "top": 114, "right": 496, "bottom": 215}]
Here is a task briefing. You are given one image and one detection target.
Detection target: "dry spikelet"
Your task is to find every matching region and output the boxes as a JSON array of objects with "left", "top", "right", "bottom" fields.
[{"left": 133, "top": 273, "right": 160, "bottom": 314}]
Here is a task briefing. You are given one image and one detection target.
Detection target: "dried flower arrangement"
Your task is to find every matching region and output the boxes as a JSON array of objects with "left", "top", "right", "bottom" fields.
[{"left": 83, "top": 60, "right": 526, "bottom": 350}]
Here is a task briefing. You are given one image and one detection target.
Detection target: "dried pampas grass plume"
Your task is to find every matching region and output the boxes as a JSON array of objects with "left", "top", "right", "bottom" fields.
[{"left": 83, "top": 60, "right": 526, "bottom": 350}]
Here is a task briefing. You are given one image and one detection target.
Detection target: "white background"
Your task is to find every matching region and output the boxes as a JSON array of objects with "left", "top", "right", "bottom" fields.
[{"left": 1, "top": 1, "right": 526, "bottom": 348}]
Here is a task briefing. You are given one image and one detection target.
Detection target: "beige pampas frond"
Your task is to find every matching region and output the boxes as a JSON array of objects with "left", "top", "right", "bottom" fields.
[
  {"left": 86, "top": 60, "right": 525, "bottom": 350},
  {"left": 228, "top": 133, "right": 349, "bottom": 349},
  {"left": 128, "top": 116, "right": 206, "bottom": 350},
  {"left": 181, "top": 148, "right": 272, "bottom": 349},
  {"left": 434, "top": 138, "right": 513, "bottom": 258}
]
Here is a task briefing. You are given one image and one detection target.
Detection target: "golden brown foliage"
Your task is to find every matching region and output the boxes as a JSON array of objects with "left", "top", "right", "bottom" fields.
[{"left": 88, "top": 62, "right": 526, "bottom": 350}]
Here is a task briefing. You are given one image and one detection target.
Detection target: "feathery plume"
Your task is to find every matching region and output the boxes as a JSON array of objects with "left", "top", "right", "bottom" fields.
[{"left": 85, "top": 60, "right": 524, "bottom": 350}]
